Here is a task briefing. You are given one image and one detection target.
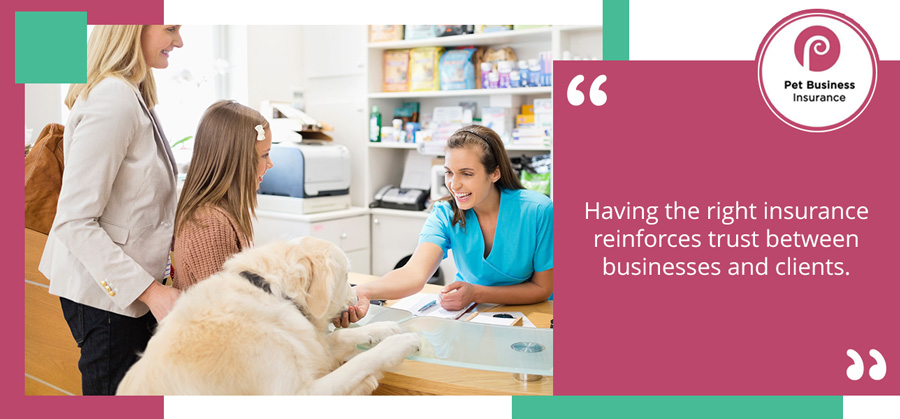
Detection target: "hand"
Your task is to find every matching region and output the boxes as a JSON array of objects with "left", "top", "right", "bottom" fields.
[
  {"left": 439, "top": 281, "right": 477, "bottom": 311},
  {"left": 137, "top": 281, "right": 181, "bottom": 322},
  {"left": 333, "top": 289, "right": 371, "bottom": 328}
]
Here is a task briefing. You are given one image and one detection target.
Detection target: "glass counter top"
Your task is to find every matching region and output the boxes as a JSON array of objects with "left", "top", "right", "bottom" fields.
[{"left": 357, "top": 306, "right": 553, "bottom": 376}]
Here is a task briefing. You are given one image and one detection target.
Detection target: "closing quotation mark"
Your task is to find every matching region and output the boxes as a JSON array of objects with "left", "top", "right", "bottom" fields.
[
  {"left": 567, "top": 74, "right": 608, "bottom": 106},
  {"left": 846, "top": 349, "right": 887, "bottom": 381}
]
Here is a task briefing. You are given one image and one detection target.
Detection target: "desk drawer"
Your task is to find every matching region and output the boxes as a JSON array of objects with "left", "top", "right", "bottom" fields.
[{"left": 309, "top": 215, "right": 369, "bottom": 253}]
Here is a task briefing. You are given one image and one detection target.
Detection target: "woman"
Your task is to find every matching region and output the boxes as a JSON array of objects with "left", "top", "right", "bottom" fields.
[
  {"left": 39, "top": 25, "right": 184, "bottom": 395},
  {"left": 340, "top": 125, "right": 553, "bottom": 326},
  {"left": 172, "top": 100, "right": 273, "bottom": 289}
]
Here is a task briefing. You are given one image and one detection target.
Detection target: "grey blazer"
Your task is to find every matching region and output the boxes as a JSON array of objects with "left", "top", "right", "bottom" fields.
[{"left": 40, "top": 77, "right": 178, "bottom": 317}]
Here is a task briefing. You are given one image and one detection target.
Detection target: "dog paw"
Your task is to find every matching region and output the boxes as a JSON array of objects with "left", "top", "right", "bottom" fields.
[
  {"left": 380, "top": 332, "right": 422, "bottom": 358},
  {"left": 361, "top": 321, "right": 404, "bottom": 344},
  {"left": 348, "top": 375, "right": 381, "bottom": 395}
]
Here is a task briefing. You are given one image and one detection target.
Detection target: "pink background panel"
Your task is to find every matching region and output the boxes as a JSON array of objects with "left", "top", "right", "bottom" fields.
[
  {"left": 6, "top": 0, "right": 163, "bottom": 416},
  {"left": 553, "top": 61, "right": 899, "bottom": 395}
]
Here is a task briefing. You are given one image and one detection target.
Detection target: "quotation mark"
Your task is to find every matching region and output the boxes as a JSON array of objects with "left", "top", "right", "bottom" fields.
[
  {"left": 846, "top": 349, "right": 887, "bottom": 381},
  {"left": 567, "top": 74, "right": 608, "bottom": 106}
]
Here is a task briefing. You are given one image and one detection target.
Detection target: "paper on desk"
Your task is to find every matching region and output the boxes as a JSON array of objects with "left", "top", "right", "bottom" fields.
[
  {"left": 392, "top": 293, "right": 474, "bottom": 320},
  {"left": 469, "top": 312, "right": 524, "bottom": 326},
  {"left": 466, "top": 311, "right": 538, "bottom": 328}
]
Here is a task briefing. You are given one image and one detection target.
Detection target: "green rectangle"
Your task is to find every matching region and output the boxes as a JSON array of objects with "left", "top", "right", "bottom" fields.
[
  {"left": 16, "top": 12, "right": 87, "bottom": 83},
  {"left": 603, "top": 0, "right": 629, "bottom": 60},
  {"left": 513, "top": 396, "right": 842, "bottom": 419}
]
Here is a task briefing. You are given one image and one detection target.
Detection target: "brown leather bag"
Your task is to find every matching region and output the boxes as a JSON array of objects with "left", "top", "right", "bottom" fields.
[{"left": 24, "top": 123, "right": 65, "bottom": 234}]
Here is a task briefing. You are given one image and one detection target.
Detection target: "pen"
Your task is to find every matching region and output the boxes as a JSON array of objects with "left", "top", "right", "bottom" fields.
[{"left": 417, "top": 300, "right": 437, "bottom": 313}]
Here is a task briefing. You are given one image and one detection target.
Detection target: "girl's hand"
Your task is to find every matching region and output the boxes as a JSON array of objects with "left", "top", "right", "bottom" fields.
[
  {"left": 439, "top": 281, "right": 477, "bottom": 311},
  {"left": 138, "top": 281, "right": 182, "bottom": 322}
]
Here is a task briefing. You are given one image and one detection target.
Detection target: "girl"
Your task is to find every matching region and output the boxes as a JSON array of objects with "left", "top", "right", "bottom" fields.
[
  {"left": 40, "top": 25, "right": 184, "bottom": 395},
  {"left": 341, "top": 125, "right": 553, "bottom": 326},
  {"left": 172, "top": 100, "right": 274, "bottom": 289}
]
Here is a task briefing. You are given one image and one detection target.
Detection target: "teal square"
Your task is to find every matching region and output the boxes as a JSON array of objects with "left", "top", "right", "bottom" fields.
[{"left": 16, "top": 12, "right": 87, "bottom": 83}]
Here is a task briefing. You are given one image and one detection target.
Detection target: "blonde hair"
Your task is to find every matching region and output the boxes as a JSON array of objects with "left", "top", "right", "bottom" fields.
[
  {"left": 438, "top": 125, "right": 524, "bottom": 231},
  {"left": 175, "top": 100, "right": 269, "bottom": 241},
  {"left": 65, "top": 25, "right": 158, "bottom": 109}
]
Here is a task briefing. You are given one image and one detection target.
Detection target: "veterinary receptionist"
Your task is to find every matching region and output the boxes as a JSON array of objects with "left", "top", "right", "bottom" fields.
[{"left": 343, "top": 125, "right": 553, "bottom": 326}]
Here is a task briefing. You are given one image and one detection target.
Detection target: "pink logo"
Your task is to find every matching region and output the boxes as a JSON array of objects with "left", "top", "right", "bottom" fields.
[{"left": 794, "top": 26, "right": 840, "bottom": 71}]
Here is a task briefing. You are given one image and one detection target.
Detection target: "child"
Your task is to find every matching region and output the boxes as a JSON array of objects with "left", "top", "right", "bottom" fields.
[{"left": 172, "top": 100, "right": 274, "bottom": 289}]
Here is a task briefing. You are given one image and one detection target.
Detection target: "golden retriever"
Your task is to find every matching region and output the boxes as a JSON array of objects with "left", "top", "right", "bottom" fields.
[{"left": 117, "top": 237, "right": 421, "bottom": 395}]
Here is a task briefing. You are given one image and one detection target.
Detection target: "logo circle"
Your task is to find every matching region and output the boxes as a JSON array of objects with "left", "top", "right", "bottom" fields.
[
  {"left": 757, "top": 10, "right": 878, "bottom": 133},
  {"left": 794, "top": 26, "right": 840, "bottom": 72}
]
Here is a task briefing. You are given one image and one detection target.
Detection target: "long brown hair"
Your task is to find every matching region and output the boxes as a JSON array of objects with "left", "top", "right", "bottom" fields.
[
  {"left": 175, "top": 100, "right": 269, "bottom": 241},
  {"left": 437, "top": 125, "right": 524, "bottom": 231},
  {"left": 65, "top": 25, "right": 158, "bottom": 109}
]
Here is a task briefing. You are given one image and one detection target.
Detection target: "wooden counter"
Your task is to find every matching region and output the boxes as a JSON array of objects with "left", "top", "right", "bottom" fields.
[
  {"left": 350, "top": 273, "right": 554, "bottom": 396},
  {"left": 25, "top": 228, "right": 82, "bottom": 395}
]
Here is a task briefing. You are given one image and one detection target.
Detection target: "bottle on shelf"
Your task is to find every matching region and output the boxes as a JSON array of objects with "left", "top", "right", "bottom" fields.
[
  {"left": 528, "top": 59, "right": 541, "bottom": 88},
  {"left": 369, "top": 106, "right": 382, "bottom": 142},
  {"left": 480, "top": 62, "right": 493, "bottom": 89},
  {"left": 498, "top": 61, "right": 513, "bottom": 89},
  {"left": 488, "top": 71, "right": 500, "bottom": 89},
  {"left": 518, "top": 60, "right": 530, "bottom": 88},
  {"left": 510, "top": 70, "right": 521, "bottom": 88}
]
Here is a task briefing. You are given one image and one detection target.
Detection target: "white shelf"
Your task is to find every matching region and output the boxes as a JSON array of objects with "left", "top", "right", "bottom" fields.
[
  {"left": 370, "top": 207, "right": 432, "bottom": 219},
  {"left": 368, "top": 142, "right": 416, "bottom": 149},
  {"left": 368, "top": 86, "right": 552, "bottom": 99},
  {"left": 368, "top": 142, "right": 551, "bottom": 152},
  {"left": 558, "top": 25, "right": 604, "bottom": 33},
  {"left": 367, "top": 27, "right": 554, "bottom": 50},
  {"left": 507, "top": 144, "right": 551, "bottom": 152},
  {"left": 255, "top": 207, "right": 370, "bottom": 222}
]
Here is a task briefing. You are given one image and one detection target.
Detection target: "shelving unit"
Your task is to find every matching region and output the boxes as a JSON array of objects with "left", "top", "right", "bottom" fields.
[
  {"left": 361, "top": 25, "right": 602, "bottom": 277},
  {"left": 363, "top": 25, "right": 602, "bottom": 206},
  {"left": 368, "top": 27, "right": 555, "bottom": 50},
  {"left": 368, "top": 86, "right": 552, "bottom": 99},
  {"left": 368, "top": 141, "right": 550, "bottom": 152}
]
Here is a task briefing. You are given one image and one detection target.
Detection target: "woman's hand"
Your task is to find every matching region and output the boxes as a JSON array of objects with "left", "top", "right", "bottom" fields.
[
  {"left": 333, "top": 288, "right": 371, "bottom": 328},
  {"left": 439, "top": 281, "right": 478, "bottom": 311},
  {"left": 137, "top": 281, "right": 182, "bottom": 322}
]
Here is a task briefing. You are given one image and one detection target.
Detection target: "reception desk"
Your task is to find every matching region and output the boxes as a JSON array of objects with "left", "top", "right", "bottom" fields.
[
  {"left": 24, "top": 229, "right": 552, "bottom": 396},
  {"left": 350, "top": 273, "right": 553, "bottom": 396}
]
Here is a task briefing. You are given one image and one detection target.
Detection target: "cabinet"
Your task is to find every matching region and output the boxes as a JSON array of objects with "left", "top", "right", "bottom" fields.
[
  {"left": 362, "top": 26, "right": 602, "bottom": 278},
  {"left": 253, "top": 207, "right": 371, "bottom": 274}
]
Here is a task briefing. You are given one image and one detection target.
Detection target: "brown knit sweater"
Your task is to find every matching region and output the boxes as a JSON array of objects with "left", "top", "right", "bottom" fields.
[{"left": 172, "top": 205, "right": 251, "bottom": 290}]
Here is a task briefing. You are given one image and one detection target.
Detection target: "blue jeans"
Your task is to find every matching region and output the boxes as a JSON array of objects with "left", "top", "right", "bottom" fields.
[{"left": 59, "top": 297, "right": 157, "bottom": 395}]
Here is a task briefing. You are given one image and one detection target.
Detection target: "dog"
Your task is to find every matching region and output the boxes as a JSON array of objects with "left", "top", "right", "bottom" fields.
[{"left": 117, "top": 236, "right": 421, "bottom": 395}]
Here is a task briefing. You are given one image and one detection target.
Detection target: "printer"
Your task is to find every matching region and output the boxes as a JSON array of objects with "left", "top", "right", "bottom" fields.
[
  {"left": 369, "top": 150, "right": 431, "bottom": 211},
  {"left": 258, "top": 142, "right": 351, "bottom": 214}
]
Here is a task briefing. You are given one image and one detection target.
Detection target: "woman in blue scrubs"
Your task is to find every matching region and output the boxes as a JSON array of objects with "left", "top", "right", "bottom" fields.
[{"left": 341, "top": 125, "right": 552, "bottom": 326}]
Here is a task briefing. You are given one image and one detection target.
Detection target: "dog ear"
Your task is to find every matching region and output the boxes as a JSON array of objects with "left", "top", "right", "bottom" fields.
[{"left": 303, "top": 252, "right": 335, "bottom": 319}]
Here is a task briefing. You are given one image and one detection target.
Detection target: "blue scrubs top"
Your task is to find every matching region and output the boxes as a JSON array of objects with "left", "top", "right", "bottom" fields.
[{"left": 419, "top": 188, "right": 553, "bottom": 286}]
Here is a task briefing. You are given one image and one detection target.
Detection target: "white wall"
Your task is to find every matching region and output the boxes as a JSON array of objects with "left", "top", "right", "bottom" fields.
[
  {"left": 300, "top": 25, "right": 367, "bottom": 207},
  {"left": 246, "top": 26, "right": 305, "bottom": 112},
  {"left": 243, "top": 25, "right": 368, "bottom": 207},
  {"left": 24, "top": 84, "right": 64, "bottom": 143}
]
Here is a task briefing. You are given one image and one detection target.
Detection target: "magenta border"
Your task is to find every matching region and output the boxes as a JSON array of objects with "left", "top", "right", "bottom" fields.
[
  {"left": 756, "top": 9, "right": 879, "bottom": 133},
  {"left": 7, "top": 0, "right": 164, "bottom": 417}
]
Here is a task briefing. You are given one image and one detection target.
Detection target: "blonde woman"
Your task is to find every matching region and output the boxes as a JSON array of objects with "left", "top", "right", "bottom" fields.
[
  {"left": 172, "top": 100, "right": 273, "bottom": 289},
  {"left": 39, "top": 25, "right": 184, "bottom": 395}
]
